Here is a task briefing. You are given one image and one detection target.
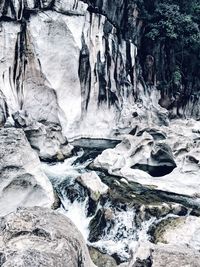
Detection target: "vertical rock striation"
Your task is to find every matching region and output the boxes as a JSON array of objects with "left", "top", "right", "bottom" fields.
[{"left": 0, "top": 0, "right": 198, "bottom": 140}]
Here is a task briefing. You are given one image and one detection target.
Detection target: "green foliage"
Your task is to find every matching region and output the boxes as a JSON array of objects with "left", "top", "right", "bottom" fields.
[
  {"left": 144, "top": 2, "right": 200, "bottom": 46},
  {"left": 135, "top": 0, "right": 200, "bottom": 92}
]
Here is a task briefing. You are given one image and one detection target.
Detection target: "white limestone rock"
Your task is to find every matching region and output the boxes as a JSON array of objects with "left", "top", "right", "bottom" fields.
[
  {"left": 12, "top": 110, "right": 73, "bottom": 161},
  {"left": 0, "top": 22, "right": 21, "bottom": 113},
  {"left": 0, "top": 128, "right": 55, "bottom": 216},
  {"left": 27, "top": 11, "right": 85, "bottom": 136},
  {"left": 54, "top": 0, "right": 88, "bottom": 15},
  {"left": 94, "top": 133, "right": 176, "bottom": 176},
  {"left": 0, "top": 90, "right": 8, "bottom": 126},
  {"left": 93, "top": 120, "right": 200, "bottom": 198},
  {"left": 77, "top": 171, "right": 109, "bottom": 201}
]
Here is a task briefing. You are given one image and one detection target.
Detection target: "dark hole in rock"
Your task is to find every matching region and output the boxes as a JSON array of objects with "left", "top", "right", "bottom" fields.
[{"left": 131, "top": 163, "right": 176, "bottom": 177}]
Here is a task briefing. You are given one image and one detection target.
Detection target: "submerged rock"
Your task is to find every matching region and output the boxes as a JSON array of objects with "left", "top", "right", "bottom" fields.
[
  {"left": 0, "top": 128, "right": 55, "bottom": 215},
  {"left": 0, "top": 207, "right": 96, "bottom": 267},
  {"left": 89, "top": 246, "right": 117, "bottom": 267}
]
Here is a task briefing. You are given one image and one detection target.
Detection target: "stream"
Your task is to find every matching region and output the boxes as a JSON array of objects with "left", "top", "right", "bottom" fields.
[{"left": 42, "top": 138, "right": 189, "bottom": 263}]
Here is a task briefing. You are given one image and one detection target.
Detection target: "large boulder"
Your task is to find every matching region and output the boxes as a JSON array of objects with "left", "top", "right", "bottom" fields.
[
  {"left": 0, "top": 207, "right": 96, "bottom": 267},
  {"left": 12, "top": 110, "right": 73, "bottom": 161},
  {"left": 151, "top": 216, "right": 200, "bottom": 249},
  {"left": 126, "top": 242, "right": 200, "bottom": 267},
  {"left": 93, "top": 133, "right": 176, "bottom": 177},
  {"left": 93, "top": 122, "right": 200, "bottom": 199},
  {"left": 76, "top": 171, "right": 109, "bottom": 201},
  {"left": 0, "top": 128, "right": 55, "bottom": 215}
]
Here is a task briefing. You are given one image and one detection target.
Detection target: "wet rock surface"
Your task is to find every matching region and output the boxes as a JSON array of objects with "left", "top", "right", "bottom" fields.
[
  {"left": 88, "top": 246, "right": 117, "bottom": 267},
  {"left": 0, "top": 207, "right": 95, "bottom": 267},
  {"left": 93, "top": 133, "right": 176, "bottom": 177},
  {"left": 42, "top": 133, "right": 200, "bottom": 265},
  {"left": 150, "top": 215, "right": 200, "bottom": 248}
]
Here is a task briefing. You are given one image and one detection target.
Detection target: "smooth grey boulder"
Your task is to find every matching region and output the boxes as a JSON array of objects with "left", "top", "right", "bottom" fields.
[
  {"left": 0, "top": 207, "right": 96, "bottom": 267},
  {"left": 127, "top": 242, "right": 200, "bottom": 267},
  {"left": 151, "top": 215, "right": 200, "bottom": 249},
  {"left": 12, "top": 110, "right": 73, "bottom": 161},
  {"left": 0, "top": 128, "right": 55, "bottom": 216},
  {"left": 150, "top": 244, "right": 200, "bottom": 267}
]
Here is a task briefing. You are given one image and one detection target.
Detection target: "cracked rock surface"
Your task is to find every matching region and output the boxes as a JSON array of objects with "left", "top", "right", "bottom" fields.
[{"left": 0, "top": 206, "right": 96, "bottom": 267}]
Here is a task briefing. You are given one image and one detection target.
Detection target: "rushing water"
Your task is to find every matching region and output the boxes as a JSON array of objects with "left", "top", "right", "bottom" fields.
[{"left": 42, "top": 138, "right": 183, "bottom": 263}]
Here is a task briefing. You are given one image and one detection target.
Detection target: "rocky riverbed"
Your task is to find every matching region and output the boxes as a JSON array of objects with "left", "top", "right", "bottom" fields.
[
  {"left": 42, "top": 121, "right": 200, "bottom": 266},
  {"left": 0, "top": 0, "right": 199, "bottom": 266}
]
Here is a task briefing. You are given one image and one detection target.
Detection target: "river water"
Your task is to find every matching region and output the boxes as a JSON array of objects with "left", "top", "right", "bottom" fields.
[{"left": 42, "top": 138, "right": 184, "bottom": 263}]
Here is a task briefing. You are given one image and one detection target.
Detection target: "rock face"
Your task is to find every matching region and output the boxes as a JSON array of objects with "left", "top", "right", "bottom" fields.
[
  {"left": 94, "top": 133, "right": 176, "bottom": 177},
  {"left": 0, "top": 90, "right": 8, "bottom": 127},
  {"left": 0, "top": 0, "right": 137, "bottom": 139},
  {"left": 93, "top": 119, "right": 200, "bottom": 198},
  {"left": 12, "top": 110, "right": 73, "bottom": 161},
  {"left": 0, "top": 128, "right": 55, "bottom": 215},
  {"left": 0, "top": 0, "right": 198, "bottom": 140},
  {"left": 89, "top": 246, "right": 117, "bottom": 267},
  {"left": 0, "top": 207, "right": 95, "bottom": 267}
]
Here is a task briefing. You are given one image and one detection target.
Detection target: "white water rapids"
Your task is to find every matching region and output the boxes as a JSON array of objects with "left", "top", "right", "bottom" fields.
[{"left": 41, "top": 140, "right": 184, "bottom": 263}]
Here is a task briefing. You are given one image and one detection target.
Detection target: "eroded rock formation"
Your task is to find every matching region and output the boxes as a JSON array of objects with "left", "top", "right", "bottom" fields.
[
  {"left": 0, "top": 128, "right": 55, "bottom": 216},
  {"left": 0, "top": 206, "right": 95, "bottom": 267},
  {"left": 0, "top": 0, "right": 198, "bottom": 142}
]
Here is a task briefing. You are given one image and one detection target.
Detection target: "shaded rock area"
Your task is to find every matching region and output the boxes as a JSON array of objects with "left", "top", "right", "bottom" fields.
[
  {"left": 0, "top": 207, "right": 95, "bottom": 267},
  {"left": 88, "top": 246, "right": 117, "bottom": 267},
  {"left": 0, "top": 90, "right": 8, "bottom": 127},
  {"left": 12, "top": 110, "right": 73, "bottom": 161},
  {"left": 0, "top": 128, "right": 55, "bottom": 216}
]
